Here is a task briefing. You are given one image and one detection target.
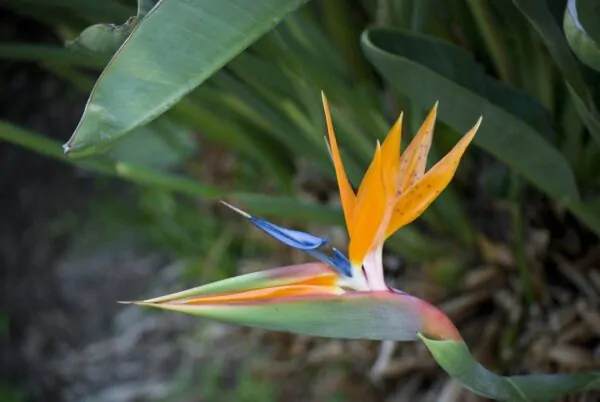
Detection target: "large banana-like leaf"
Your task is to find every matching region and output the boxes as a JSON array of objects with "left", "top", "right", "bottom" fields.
[
  {"left": 361, "top": 28, "right": 579, "bottom": 203},
  {"left": 361, "top": 28, "right": 600, "bottom": 236},
  {"left": 65, "top": 0, "right": 308, "bottom": 157},
  {"left": 422, "top": 336, "right": 600, "bottom": 401}
]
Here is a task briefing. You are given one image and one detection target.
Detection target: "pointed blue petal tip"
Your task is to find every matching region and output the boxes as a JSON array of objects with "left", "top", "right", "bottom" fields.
[
  {"left": 331, "top": 248, "right": 351, "bottom": 277},
  {"left": 249, "top": 217, "right": 327, "bottom": 250},
  {"left": 220, "top": 201, "right": 327, "bottom": 250}
]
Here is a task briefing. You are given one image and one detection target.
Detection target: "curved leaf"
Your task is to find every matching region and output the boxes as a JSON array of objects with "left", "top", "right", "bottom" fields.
[
  {"left": 564, "top": 0, "right": 600, "bottom": 73},
  {"left": 573, "top": 0, "right": 600, "bottom": 47},
  {"left": 107, "top": 117, "right": 197, "bottom": 170},
  {"left": 361, "top": 28, "right": 579, "bottom": 204},
  {"left": 65, "top": 0, "right": 308, "bottom": 157},
  {"left": 422, "top": 336, "right": 600, "bottom": 401},
  {"left": 67, "top": 20, "right": 136, "bottom": 62},
  {"left": 514, "top": 0, "right": 600, "bottom": 146},
  {"left": 65, "top": 0, "right": 158, "bottom": 62}
]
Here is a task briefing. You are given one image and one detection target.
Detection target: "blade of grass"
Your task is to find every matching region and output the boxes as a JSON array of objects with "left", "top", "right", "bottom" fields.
[{"left": 466, "top": 0, "right": 517, "bottom": 86}]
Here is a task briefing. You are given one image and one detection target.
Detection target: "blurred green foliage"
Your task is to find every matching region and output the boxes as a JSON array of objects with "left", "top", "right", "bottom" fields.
[
  {"left": 0, "top": 382, "right": 27, "bottom": 402},
  {"left": 2, "top": 0, "right": 600, "bottom": 398},
  {"left": 1, "top": 0, "right": 599, "bottom": 285},
  {"left": 2, "top": 0, "right": 600, "bottom": 260}
]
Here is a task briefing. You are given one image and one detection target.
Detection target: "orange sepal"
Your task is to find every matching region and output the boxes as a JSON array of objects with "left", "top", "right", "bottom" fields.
[
  {"left": 321, "top": 92, "right": 356, "bottom": 230},
  {"left": 380, "top": 113, "right": 403, "bottom": 199},
  {"left": 386, "top": 117, "right": 481, "bottom": 237},
  {"left": 349, "top": 142, "right": 387, "bottom": 265},
  {"left": 183, "top": 285, "right": 342, "bottom": 305},
  {"left": 182, "top": 273, "right": 340, "bottom": 305},
  {"left": 397, "top": 103, "right": 437, "bottom": 195}
]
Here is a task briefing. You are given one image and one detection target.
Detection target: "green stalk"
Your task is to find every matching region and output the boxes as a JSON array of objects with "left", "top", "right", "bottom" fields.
[
  {"left": 466, "top": 0, "right": 517, "bottom": 85},
  {"left": 531, "top": 34, "right": 555, "bottom": 110},
  {"left": 375, "top": 0, "right": 394, "bottom": 27},
  {"left": 321, "top": 0, "right": 370, "bottom": 80},
  {"left": 388, "top": 0, "right": 412, "bottom": 28},
  {"left": 508, "top": 175, "right": 535, "bottom": 305},
  {"left": 560, "top": 96, "right": 585, "bottom": 172},
  {"left": 410, "top": 0, "right": 430, "bottom": 32},
  {"left": 422, "top": 335, "right": 600, "bottom": 400}
]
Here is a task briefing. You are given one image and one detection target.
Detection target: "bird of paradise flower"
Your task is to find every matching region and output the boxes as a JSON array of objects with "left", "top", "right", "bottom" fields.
[{"left": 126, "top": 94, "right": 600, "bottom": 401}]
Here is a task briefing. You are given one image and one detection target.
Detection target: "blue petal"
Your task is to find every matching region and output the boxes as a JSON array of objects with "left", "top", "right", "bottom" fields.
[
  {"left": 331, "top": 248, "right": 352, "bottom": 277},
  {"left": 221, "top": 201, "right": 351, "bottom": 277},
  {"left": 303, "top": 249, "right": 349, "bottom": 277},
  {"left": 249, "top": 217, "right": 327, "bottom": 250},
  {"left": 251, "top": 217, "right": 352, "bottom": 278}
]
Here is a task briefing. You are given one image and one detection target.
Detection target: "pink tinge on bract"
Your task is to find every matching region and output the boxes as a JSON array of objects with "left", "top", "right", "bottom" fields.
[{"left": 417, "top": 300, "right": 463, "bottom": 342}]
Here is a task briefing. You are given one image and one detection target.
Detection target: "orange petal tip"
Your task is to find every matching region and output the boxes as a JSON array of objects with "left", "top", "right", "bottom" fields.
[{"left": 321, "top": 91, "right": 357, "bottom": 230}]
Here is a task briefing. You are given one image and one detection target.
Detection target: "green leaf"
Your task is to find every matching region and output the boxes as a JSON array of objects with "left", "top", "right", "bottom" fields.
[
  {"left": 361, "top": 28, "right": 579, "bottom": 204},
  {"left": 66, "top": 20, "right": 136, "bottom": 61},
  {"left": 65, "top": 0, "right": 309, "bottom": 157},
  {"left": 422, "top": 336, "right": 600, "bottom": 401},
  {"left": 35, "top": 50, "right": 296, "bottom": 187},
  {"left": 514, "top": 0, "right": 600, "bottom": 146},
  {"left": 66, "top": 0, "right": 162, "bottom": 63},
  {"left": 564, "top": 0, "right": 600, "bottom": 73},
  {"left": 138, "top": 0, "right": 159, "bottom": 18},
  {"left": 573, "top": 0, "right": 600, "bottom": 47},
  {"left": 107, "top": 117, "right": 197, "bottom": 170}
]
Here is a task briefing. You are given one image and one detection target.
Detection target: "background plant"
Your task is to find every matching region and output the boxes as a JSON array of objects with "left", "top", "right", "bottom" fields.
[{"left": 1, "top": 0, "right": 600, "bottom": 401}]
